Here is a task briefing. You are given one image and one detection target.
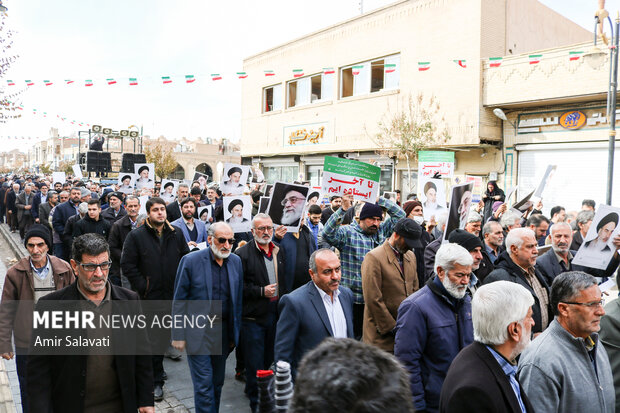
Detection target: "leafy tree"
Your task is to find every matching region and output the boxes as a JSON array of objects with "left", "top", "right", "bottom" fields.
[
  {"left": 39, "top": 163, "right": 52, "bottom": 174},
  {"left": 57, "top": 161, "right": 75, "bottom": 175},
  {"left": 370, "top": 93, "right": 450, "bottom": 195},
  {"left": 144, "top": 144, "right": 177, "bottom": 180}
]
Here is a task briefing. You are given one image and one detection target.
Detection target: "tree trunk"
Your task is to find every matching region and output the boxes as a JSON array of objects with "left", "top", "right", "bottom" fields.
[{"left": 406, "top": 154, "right": 413, "bottom": 197}]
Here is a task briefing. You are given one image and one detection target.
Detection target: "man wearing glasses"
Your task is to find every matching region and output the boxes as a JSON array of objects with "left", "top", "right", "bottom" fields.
[
  {"left": 172, "top": 222, "right": 243, "bottom": 413},
  {"left": 279, "top": 187, "right": 306, "bottom": 227},
  {"left": 0, "top": 225, "right": 73, "bottom": 413},
  {"left": 121, "top": 197, "right": 190, "bottom": 401},
  {"left": 235, "top": 213, "right": 285, "bottom": 413},
  {"left": 518, "top": 271, "right": 615, "bottom": 413},
  {"left": 28, "top": 233, "right": 154, "bottom": 413}
]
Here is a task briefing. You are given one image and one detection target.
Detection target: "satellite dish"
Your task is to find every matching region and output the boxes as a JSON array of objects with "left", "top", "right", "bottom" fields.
[{"left": 92, "top": 125, "right": 102, "bottom": 133}]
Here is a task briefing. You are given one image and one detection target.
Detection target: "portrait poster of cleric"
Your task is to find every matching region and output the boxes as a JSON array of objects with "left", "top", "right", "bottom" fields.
[
  {"left": 266, "top": 181, "right": 310, "bottom": 232},
  {"left": 220, "top": 163, "right": 250, "bottom": 195},
  {"left": 223, "top": 195, "right": 252, "bottom": 233},
  {"left": 192, "top": 172, "right": 209, "bottom": 190},
  {"left": 418, "top": 176, "right": 446, "bottom": 221},
  {"left": 133, "top": 163, "right": 155, "bottom": 190},
  {"left": 160, "top": 179, "right": 178, "bottom": 203},
  {"left": 442, "top": 182, "right": 474, "bottom": 243},
  {"left": 117, "top": 173, "right": 136, "bottom": 195},
  {"left": 573, "top": 205, "right": 620, "bottom": 270}
]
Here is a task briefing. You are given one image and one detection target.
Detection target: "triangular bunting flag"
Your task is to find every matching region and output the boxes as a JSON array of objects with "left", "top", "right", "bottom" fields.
[
  {"left": 65, "top": 79, "right": 74, "bottom": 84},
  {"left": 352, "top": 65, "right": 363, "bottom": 76},
  {"left": 323, "top": 67, "right": 335, "bottom": 75},
  {"left": 85, "top": 80, "right": 93, "bottom": 87},
  {"left": 453, "top": 60, "right": 466, "bottom": 68},
  {"left": 129, "top": 78, "right": 138, "bottom": 86},
  {"left": 107, "top": 78, "right": 117, "bottom": 85},
  {"left": 264, "top": 70, "right": 275, "bottom": 77},
  {"left": 185, "top": 75, "right": 196, "bottom": 83},
  {"left": 418, "top": 62, "right": 430, "bottom": 71},
  {"left": 384, "top": 64, "right": 396, "bottom": 73},
  {"left": 25, "top": 80, "right": 34, "bottom": 86},
  {"left": 569, "top": 51, "right": 584, "bottom": 61},
  {"left": 44, "top": 80, "right": 53, "bottom": 86},
  {"left": 6, "top": 80, "right": 14, "bottom": 86},
  {"left": 162, "top": 76, "right": 172, "bottom": 84},
  {"left": 293, "top": 69, "right": 304, "bottom": 78},
  {"left": 211, "top": 74, "right": 222, "bottom": 81},
  {"left": 529, "top": 54, "right": 542, "bottom": 65},
  {"left": 237, "top": 72, "right": 248, "bottom": 79},
  {"left": 489, "top": 57, "right": 503, "bottom": 68}
]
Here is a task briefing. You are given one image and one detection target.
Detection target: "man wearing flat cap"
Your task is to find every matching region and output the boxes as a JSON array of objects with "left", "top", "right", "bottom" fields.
[
  {"left": 220, "top": 166, "right": 244, "bottom": 195},
  {"left": 135, "top": 165, "right": 153, "bottom": 191},
  {"left": 362, "top": 218, "right": 421, "bottom": 353}
]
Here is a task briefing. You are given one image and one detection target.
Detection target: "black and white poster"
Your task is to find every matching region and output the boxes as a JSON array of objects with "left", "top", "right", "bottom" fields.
[
  {"left": 266, "top": 181, "right": 310, "bottom": 232},
  {"left": 220, "top": 163, "right": 250, "bottom": 195},
  {"left": 443, "top": 183, "right": 473, "bottom": 243},
  {"left": 223, "top": 196, "right": 252, "bottom": 233},
  {"left": 573, "top": 205, "right": 620, "bottom": 270}
]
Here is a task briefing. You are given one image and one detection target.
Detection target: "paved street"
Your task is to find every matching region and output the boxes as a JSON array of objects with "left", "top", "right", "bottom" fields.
[{"left": 0, "top": 224, "right": 249, "bottom": 413}]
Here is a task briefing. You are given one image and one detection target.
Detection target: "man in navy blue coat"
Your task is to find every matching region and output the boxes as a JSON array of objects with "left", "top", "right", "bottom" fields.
[
  {"left": 51, "top": 186, "right": 82, "bottom": 261},
  {"left": 274, "top": 248, "right": 354, "bottom": 378},
  {"left": 172, "top": 222, "right": 243, "bottom": 413}
]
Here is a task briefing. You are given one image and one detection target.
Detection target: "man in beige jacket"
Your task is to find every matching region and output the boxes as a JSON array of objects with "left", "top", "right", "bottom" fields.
[{"left": 362, "top": 218, "right": 421, "bottom": 353}]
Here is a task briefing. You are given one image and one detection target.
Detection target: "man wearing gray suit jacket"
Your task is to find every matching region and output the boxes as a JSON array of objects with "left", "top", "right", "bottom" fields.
[{"left": 274, "top": 248, "right": 354, "bottom": 378}]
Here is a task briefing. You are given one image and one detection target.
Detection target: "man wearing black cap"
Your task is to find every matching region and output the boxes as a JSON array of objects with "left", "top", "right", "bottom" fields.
[
  {"left": 362, "top": 218, "right": 421, "bottom": 353},
  {"left": 101, "top": 192, "right": 126, "bottom": 225},
  {"left": 0, "top": 225, "right": 74, "bottom": 412},
  {"left": 322, "top": 194, "right": 406, "bottom": 338},
  {"left": 448, "top": 229, "right": 494, "bottom": 289}
]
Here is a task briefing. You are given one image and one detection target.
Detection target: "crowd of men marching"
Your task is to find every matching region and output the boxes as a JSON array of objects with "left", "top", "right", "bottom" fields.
[{"left": 0, "top": 172, "right": 619, "bottom": 413}]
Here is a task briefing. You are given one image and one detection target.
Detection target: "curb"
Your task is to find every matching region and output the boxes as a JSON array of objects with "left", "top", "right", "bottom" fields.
[{"left": 0, "top": 225, "right": 27, "bottom": 260}]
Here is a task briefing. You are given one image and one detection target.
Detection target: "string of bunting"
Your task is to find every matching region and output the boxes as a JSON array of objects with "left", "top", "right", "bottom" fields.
[{"left": 0, "top": 50, "right": 591, "bottom": 88}]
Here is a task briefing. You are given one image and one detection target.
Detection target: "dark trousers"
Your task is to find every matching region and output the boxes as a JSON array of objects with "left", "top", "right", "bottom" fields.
[
  {"left": 187, "top": 323, "right": 230, "bottom": 413},
  {"left": 0, "top": 205, "right": 5, "bottom": 223},
  {"left": 353, "top": 303, "right": 365, "bottom": 340},
  {"left": 243, "top": 308, "right": 277, "bottom": 411},
  {"left": 8, "top": 211, "right": 17, "bottom": 231},
  {"left": 53, "top": 243, "right": 64, "bottom": 260},
  {"left": 18, "top": 216, "right": 33, "bottom": 239},
  {"left": 15, "top": 347, "right": 29, "bottom": 413}
]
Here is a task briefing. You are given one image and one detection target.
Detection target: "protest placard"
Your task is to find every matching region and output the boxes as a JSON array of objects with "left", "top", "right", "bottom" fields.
[
  {"left": 72, "top": 164, "right": 83, "bottom": 180},
  {"left": 418, "top": 151, "right": 455, "bottom": 178},
  {"left": 52, "top": 172, "right": 66, "bottom": 185},
  {"left": 573, "top": 205, "right": 620, "bottom": 270},
  {"left": 442, "top": 183, "right": 474, "bottom": 243},
  {"left": 321, "top": 156, "right": 380, "bottom": 202}
]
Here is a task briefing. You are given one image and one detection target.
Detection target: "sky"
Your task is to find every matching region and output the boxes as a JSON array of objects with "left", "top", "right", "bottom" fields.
[{"left": 0, "top": 0, "right": 614, "bottom": 151}]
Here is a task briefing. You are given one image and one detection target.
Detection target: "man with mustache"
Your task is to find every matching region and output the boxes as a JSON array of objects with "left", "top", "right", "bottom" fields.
[
  {"left": 395, "top": 243, "right": 474, "bottom": 413},
  {"left": 274, "top": 249, "right": 354, "bottom": 378},
  {"left": 235, "top": 213, "right": 285, "bottom": 412},
  {"left": 440, "top": 281, "right": 535, "bottom": 413},
  {"left": 518, "top": 272, "right": 614, "bottom": 413},
  {"left": 172, "top": 222, "right": 243, "bottom": 413},
  {"left": 484, "top": 228, "right": 552, "bottom": 335}
]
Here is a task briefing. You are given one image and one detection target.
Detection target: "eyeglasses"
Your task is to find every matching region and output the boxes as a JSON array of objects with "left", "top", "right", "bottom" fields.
[
  {"left": 280, "top": 197, "right": 305, "bottom": 206},
  {"left": 561, "top": 300, "right": 605, "bottom": 309},
  {"left": 255, "top": 226, "right": 274, "bottom": 232},
  {"left": 215, "top": 237, "right": 236, "bottom": 245},
  {"left": 76, "top": 261, "right": 112, "bottom": 272}
]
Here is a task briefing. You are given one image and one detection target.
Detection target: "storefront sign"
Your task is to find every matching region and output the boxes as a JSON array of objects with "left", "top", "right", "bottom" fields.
[
  {"left": 321, "top": 156, "right": 380, "bottom": 202},
  {"left": 283, "top": 122, "right": 330, "bottom": 147},
  {"left": 418, "top": 151, "right": 455, "bottom": 178},
  {"left": 559, "top": 111, "right": 587, "bottom": 129}
]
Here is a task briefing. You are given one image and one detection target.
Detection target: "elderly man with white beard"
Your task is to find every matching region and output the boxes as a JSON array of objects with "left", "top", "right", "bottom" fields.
[
  {"left": 440, "top": 281, "right": 536, "bottom": 413},
  {"left": 395, "top": 243, "right": 474, "bottom": 413},
  {"left": 235, "top": 213, "right": 285, "bottom": 413},
  {"left": 280, "top": 187, "right": 306, "bottom": 226},
  {"left": 172, "top": 222, "right": 243, "bottom": 413}
]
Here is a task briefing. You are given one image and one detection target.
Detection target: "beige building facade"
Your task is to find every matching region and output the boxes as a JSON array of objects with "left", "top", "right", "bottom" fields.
[
  {"left": 240, "top": 0, "right": 590, "bottom": 195},
  {"left": 484, "top": 40, "right": 620, "bottom": 211}
]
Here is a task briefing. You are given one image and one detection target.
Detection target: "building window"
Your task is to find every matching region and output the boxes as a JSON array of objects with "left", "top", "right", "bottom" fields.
[
  {"left": 340, "top": 54, "right": 400, "bottom": 98},
  {"left": 287, "top": 73, "right": 334, "bottom": 108},
  {"left": 263, "top": 84, "right": 282, "bottom": 113},
  {"left": 264, "top": 165, "right": 299, "bottom": 183}
]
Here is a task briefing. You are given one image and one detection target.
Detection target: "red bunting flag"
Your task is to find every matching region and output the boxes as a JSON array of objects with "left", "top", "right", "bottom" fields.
[{"left": 185, "top": 75, "right": 195, "bottom": 83}]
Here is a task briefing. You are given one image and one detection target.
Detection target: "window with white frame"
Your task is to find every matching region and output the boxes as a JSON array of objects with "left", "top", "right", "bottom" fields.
[
  {"left": 263, "top": 84, "right": 283, "bottom": 113},
  {"left": 340, "top": 54, "right": 400, "bottom": 98},
  {"left": 287, "top": 72, "right": 334, "bottom": 108}
]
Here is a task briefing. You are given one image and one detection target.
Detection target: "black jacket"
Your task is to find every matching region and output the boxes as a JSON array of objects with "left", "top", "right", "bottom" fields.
[
  {"left": 73, "top": 215, "right": 112, "bottom": 239},
  {"left": 121, "top": 220, "right": 189, "bottom": 300},
  {"left": 235, "top": 241, "right": 285, "bottom": 322},
  {"left": 5, "top": 189, "right": 17, "bottom": 212},
  {"left": 424, "top": 237, "right": 442, "bottom": 283},
  {"left": 483, "top": 252, "right": 552, "bottom": 334},
  {"left": 166, "top": 201, "right": 182, "bottom": 223},
  {"left": 102, "top": 206, "right": 127, "bottom": 225},
  {"left": 439, "top": 341, "right": 534, "bottom": 413},
  {"left": 474, "top": 249, "right": 494, "bottom": 283},
  {"left": 27, "top": 282, "right": 153, "bottom": 413},
  {"left": 536, "top": 248, "right": 620, "bottom": 285},
  {"left": 108, "top": 215, "right": 136, "bottom": 280},
  {"left": 571, "top": 230, "right": 584, "bottom": 251},
  {"left": 63, "top": 213, "right": 83, "bottom": 246}
]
